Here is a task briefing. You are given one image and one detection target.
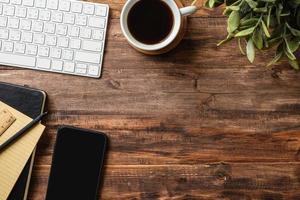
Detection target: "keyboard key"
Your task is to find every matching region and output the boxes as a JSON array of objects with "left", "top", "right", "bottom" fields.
[
  {"left": 3, "top": 5, "right": 15, "bottom": 16},
  {"left": 45, "top": 35, "right": 57, "bottom": 46},
  {"left": 82, "top": 40, "right": 102, "bottom": 52},
  {"left": 51, "top": 11, "right": 63, "bottom": 22},
  {"left": 0, "top": 53, "right": 36, "bottom": 67},
  {"left": 68, "top": 26, "right": 79, "bottom": 37},
  {"left": 80, "top": 27, "right": 91, "bottom": 38},
  {"left": 57, "top": 37, "right": 69, "bottom": 47},
  {"left": 62, "top": 50, "right": 73, "bottom": 60},
  {"left": 16, "top": 7, "right": 27, "bottom": 18},
  {"left": 92, "top": 29, "right": 104, "bottom": 40},
  {"left": 95, "top": 5, "right": 107, "bottom": 17},
  {"left": 0, "top": 29, "right": 9, "bottom": 39},
  {"left": 75, "top": 15, "right": 87, "bottom": 26},
  {"left": 44, "top": 23, "right": 56, "bottom": 34},
  {"left": 26, "top": 44, "right": 38, "bottom": 55},
  {"left": 38, "top": 46, "right": 49, "bottom": 56},
  {"left": 75, "top": 51, "right": 100, "bottom": 64},
  {"left": 52, "top": 60, "right": 63, "bottom": 71},
  {"left": 8, "top": 18, "right": 19, "bottom": 29},
  {"left": 76, "top": 63, "right": 87, "bottom": 74},
  {"left": 63, "top": 13, "right": 75, "bottom": 24},
  {"left": 64, "top": 62, "right": 75, "bottom": 72},
  {"left": 71, "top": 2, "right": 82, "bottom": 13},
  {"left": 21, "top": 31, "right": 33, "bottom": 42},
  {"left": 20, "top": 19, "right": 31, "bottom": 30},
  {"left": 70, "top": 39, "right": 81, "bottom": 49},
  {"left": 10, "top": 30, "right": 21, "bottom": 41},
  {"left": 59, "top": 1, "right": 70, "bottom": 11},
  {"left": 0, "top": 16, "right": 7, "bottom": 27},
  {"left": 50, "top": 48, "right": 62, "bottom": 58},
  {"left": 11, "top": 0, "right": 22, "bottom": 5},
  {"left": 83, "top": 4, "right": 94, "bottom": 15},
  {"left": 56, "top": 24, "right": 67, "bottom": 35},
  {"left": 32, "top": 21, "right": 43, "bottom": 32},
  {"left": 88, "top": 65, "right": 100, "bottom": 76},
  {"left": 47, "top": 0, "right": 59, "bottom": 10},
  {"left": 3, "top": 41, "right": 13, "bottom": 52},
  {"left": 39, "top": 10, "right": 51, "bottom": 21},
  {"left": 23, "top": 0, "right": 34, "bottom": 7},
  {"left": 33, "top": 33, "right": 45, "bottom": 44},
  {"left": 37, "top": 57, "right": 51, "bottom": 69},
  {"left": 36, "top": 0, "right": 46, "bottom": 8},
  {"left": 88, "top": 17, "right": 105, "bottom": 28},
  {"left": 27, "top": 8, "right": 39, "bottom": 19},
  {"left": 14, "top": 43, "right": 26, "bottom": 54}
]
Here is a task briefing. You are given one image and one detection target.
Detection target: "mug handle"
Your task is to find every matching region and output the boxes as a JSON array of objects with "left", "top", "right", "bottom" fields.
[{"left": 179, "top": 6, "right": 197, "bottom": 16}]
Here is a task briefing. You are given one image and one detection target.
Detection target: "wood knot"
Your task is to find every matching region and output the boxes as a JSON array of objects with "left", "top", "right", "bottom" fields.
[{"left": 108, "top": 79, "right": 121, "bottom": 89}]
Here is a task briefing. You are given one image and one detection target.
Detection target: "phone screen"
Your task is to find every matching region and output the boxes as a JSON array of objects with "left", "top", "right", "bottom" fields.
[{"left": 46, "top": 127, "right": 107, "bottom": 200}]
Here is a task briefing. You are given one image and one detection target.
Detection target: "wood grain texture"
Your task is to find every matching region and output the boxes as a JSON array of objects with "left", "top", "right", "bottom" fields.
[{"left": 1, "top": 0, "right": 300, "bottom": 199}]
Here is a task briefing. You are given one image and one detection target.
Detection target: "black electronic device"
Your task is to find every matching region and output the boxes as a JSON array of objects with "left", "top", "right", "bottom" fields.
[{"left": 46, "top": 126, "right": 107, "bottom": 200}]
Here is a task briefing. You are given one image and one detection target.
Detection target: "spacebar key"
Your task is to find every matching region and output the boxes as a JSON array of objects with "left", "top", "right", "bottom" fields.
[
  {"left": 0, "top": 53, "right": 36, "bottom": 67},
  {"left": 75, "top": 52, "right": 101, "bottom": 64}
]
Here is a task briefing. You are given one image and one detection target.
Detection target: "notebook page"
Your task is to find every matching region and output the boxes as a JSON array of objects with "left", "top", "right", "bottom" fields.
[{"left": 0, "top": 101, "right": 45, "bottom": 200}]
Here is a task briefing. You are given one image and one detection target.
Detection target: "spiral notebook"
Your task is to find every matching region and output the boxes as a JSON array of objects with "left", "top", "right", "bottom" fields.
[{"left": 0, "top": 101, "right": 45, "bottom": 200}]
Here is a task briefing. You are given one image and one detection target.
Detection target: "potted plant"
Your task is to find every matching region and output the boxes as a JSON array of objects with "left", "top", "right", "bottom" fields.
[{"left": 206, "top": 0, "right": 300, "bottom": 70}]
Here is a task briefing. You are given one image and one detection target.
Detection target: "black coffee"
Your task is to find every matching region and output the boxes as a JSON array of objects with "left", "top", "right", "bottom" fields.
[{"left": 127, "top": 0, "right": 174, "bottom": 44}]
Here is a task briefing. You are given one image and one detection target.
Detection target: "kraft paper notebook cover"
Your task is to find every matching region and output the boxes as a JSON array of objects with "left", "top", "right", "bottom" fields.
[
  {"left": 0, "top": 82, "right": 46, "bottom": 200},
  {"left": 0, "top": 101, "right": 45, "bottom": 200}
]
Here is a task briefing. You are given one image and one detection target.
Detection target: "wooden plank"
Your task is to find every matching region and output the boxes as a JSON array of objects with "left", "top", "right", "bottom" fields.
[
  {"left": 85, "top": 0, "right": 224, "bottom": 18},
  {"left": 28, "top": 163, "right": 300, "bottom": 200},
  {"left": 33, "top": 125, "right": 300, "bottom": 165}
]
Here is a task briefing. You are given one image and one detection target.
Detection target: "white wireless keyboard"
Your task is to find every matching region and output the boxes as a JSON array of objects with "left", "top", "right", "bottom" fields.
[{"left": 0, "top": 0, "right": 109, "bottom": 78}]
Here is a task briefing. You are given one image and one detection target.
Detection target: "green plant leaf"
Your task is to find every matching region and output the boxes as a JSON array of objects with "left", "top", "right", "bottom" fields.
[
  {"left": 245, "top": 0, "right": 257, "bottom": 8},
  {"left": 267, "top": 51, "right": 283, "bottom": 67},
  {"left": 238, "top": 38, "right": 246, "bottom": 55},
  {"left": 246, "top": 38, "right": 255, "bottom": 63},
  {"left": 297, "top": 8, "right": 300, "bottom": 26},
  {"left": 206, "top": 0, "right": 224, "bottom": 8},
  {"left": 261, "top": 0, "right": 276, "bottom": 2},
  {"left": 276, "top": 4, "right": 283, "bottom": 24},
  {"left": 235, "top": 27, "right": 256, "bottom": 37},
  {"left": 227, "top": 5, "right": 240, "bottom": 11},
  {"left": 288, "top": 59, "right": 299, "bottom": 70},
  {"left": 284, "top": 38, "right": 297, "bottom": 60},
  {"left": 240, "top": 18, "right": 259, "bottom": 26},
  {"left": 287, "top": 38, "right": 300, "bottom": 52},
  {"left": 209, "top": 0, "right": 215, "bottom": 8},
  {"left": 286, "top": 23, "right": 300, "bottom": 37},
  {"left": 267, "top": 6, "right": 272, "bottom": 28},
  {"left": 261, "top": 20, "right": 271, "bottom": 37},
  {"left": 252, "top": 28, "right": 263, "bottom": 49},
  {"left": 227, "top": 11, "right": 240, "bottom": 32},
  {"left": 217, "top": 33, "right": 234, "bottom": 46},
  {"left": 254, "top": 7, "right": 268, "bottom": 13}
]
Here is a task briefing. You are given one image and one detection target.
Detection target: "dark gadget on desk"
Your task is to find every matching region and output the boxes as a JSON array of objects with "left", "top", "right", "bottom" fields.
[{"left": 45, "top": 126, "right": 107, "bottom": 200}]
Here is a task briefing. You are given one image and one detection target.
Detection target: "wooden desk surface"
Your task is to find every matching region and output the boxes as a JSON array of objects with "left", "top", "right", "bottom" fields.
[{"left": 1, "top": 0, "right": 300, "bottom": 199}]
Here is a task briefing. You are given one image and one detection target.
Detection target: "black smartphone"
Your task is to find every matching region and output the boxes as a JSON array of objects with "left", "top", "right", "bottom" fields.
[{"left": 45, "top": 126, "right": 107, "bottom": 200}]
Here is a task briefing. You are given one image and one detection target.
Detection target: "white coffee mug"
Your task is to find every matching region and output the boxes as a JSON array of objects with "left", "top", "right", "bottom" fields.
[{"left": 120, "top": 0, "right": 197, "bottom": 52}]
